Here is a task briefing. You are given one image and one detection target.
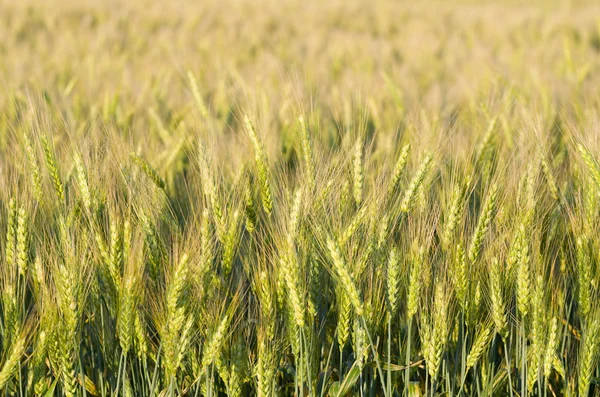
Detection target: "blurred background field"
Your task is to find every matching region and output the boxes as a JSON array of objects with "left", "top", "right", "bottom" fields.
[{"left": 2, "top": 1, "right": 600, "bottom": 136}]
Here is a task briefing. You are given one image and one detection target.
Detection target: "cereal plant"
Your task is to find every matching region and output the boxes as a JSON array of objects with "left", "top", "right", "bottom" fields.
[{"left": 1, "top": 0, "right": 600, "bottom": 395}]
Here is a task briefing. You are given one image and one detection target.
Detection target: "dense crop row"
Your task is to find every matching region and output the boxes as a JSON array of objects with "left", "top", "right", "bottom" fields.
[{"left": 2, "top": 1, "right": 600, "bottom": 396}]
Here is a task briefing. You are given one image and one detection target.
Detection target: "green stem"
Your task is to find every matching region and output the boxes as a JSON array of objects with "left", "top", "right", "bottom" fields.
[
  {"left": 405, "top": 317, "right": 412, "bottom": 397},
  {"left": 360, "top": 316, "right": 388, "bottom": 397},
  {"left": 387, "top": 315, "right": 392, "bottom": 397}
]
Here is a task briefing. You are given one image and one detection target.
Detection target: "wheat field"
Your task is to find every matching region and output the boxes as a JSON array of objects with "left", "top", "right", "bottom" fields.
[{"left": 1, "top": 0, "right": 600, "bottom": 396}]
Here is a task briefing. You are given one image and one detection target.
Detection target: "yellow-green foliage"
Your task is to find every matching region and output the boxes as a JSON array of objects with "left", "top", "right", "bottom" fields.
[{"left": 0, "top": 0, "right": 600, "bottom": 396}]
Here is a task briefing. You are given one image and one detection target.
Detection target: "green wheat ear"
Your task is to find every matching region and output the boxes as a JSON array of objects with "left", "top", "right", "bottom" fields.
[
  {"left": 400, "top": 153, "right": 433, "bottom": 214},
  {"left": 489, "top": 258, "right": 507, "bottom": 338},
  {"left": 386, "top": 247, "right": 400, "bottom": 316},
  {"left": 467, "top": 182, "right": 499, "bottom": 264},
  {"left": 353, "top": 137, "right": 364, "bottom": 206},
  {"left": 387, "top": 143, "right": 411, "bottom": 198},
  {"left": 578, "top": 143, "right": 600, "bottom": 188},
  {"left": 244, "top": 114, "right": 273, "bottom": 216},
  {"left": 578, "top": 317, "right": 600, "bottom": 396},
  {"left": 442, "top": 175, "right": 471, "bottom": 248},
  {"left": 74, "top": 153, "right": 93, "bottom": 213},
  {"left": 244, "top": 181, "right": 257, "bottom": 233},
  {"left": 41, "top": 134, "right": 64, "bottom": 203},
  {"left": 5, "top": 198, "right": 17, "bottom": 270},
  {"left": 407, "top": 245, "right": 425, "bottom": 319},
  {"left": 202, "top": 314, "right": 231, "bottom": 367},
  {"left": 298, "top": 115, "right": 315, "bottom": 189},
  {"left": 326, "top": 236, "right": 363, "bottom": 316},
  {"left": 23, "top": 131, "right": 43, "bottom": 205},
  {"left": 465, "top": 325, "right": 492, "bottom": 371},
  {"left": 130, "top": 152, "right": 166, "bottom": 190},
  {"left": 540, "top": 152, "right": 559, "bottom": 201},
  {"left": 0, "top": 334, "right": 26, "bottom": 389},
  {"left": 16, "top": 205, "right": 29, "bottom": 277},
  {"left": 187, "top": 70, "right": 209, "bottom": 120}
]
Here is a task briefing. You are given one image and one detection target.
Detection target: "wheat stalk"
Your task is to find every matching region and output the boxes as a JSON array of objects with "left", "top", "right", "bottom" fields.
[
  {"left": 400, "top": 154, "right": 433, "bottom": 214},
  {"left": 244, "top": 115, "right": 273, "bottom": 216},
  {"left": 327, "top": 236, "right": 363, "bottom": 316}
]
